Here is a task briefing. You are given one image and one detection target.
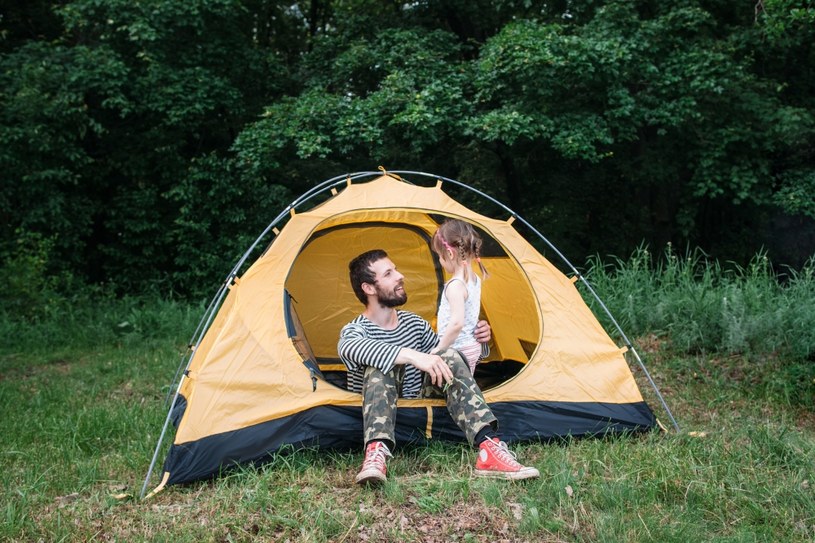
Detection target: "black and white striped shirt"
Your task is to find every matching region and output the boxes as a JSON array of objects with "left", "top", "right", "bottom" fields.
[{"left": 338, "top": 310, "right": 438, "bottom": 398}]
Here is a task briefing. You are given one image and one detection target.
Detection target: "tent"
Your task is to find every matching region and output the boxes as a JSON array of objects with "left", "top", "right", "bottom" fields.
[{"left": 141, "top": 170, "right": 676, "bottom": 497}]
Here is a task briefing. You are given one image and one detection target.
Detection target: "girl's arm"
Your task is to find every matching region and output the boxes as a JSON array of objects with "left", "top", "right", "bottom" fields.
[{"left": 433, "top": 280, "right": 467, "bottom": 353}]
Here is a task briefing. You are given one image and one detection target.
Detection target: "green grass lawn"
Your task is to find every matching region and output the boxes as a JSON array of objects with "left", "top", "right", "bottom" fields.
[
  {"left": 1, "top": 325, "right": 813, "bottom": 542},
  {"left": 1, "top": 252, "right": 813, "bottom": 542}
]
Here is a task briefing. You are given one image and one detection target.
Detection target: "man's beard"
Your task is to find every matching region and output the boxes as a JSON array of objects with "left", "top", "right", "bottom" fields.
[{"left": 376, "top": 283, "right": 407, "bottom": 308}]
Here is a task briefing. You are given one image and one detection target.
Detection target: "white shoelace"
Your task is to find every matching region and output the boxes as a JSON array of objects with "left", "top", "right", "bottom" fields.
[
  {"left": 363, "top": 443, "right": 392, "bottom": 470},
  {"left": 492, "top": 440, "right": 522, "bottom": 467}
]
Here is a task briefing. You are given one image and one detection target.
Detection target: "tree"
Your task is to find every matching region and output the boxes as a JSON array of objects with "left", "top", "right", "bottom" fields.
[
  {"left": 2, "top": 0, "right": 813, "bottom": 299},
  {"left": 232, "top": 1, "right": 814, "bottom": 264},
  {"left": 1, "top": 0, "right": 294, "bottom": 294}
]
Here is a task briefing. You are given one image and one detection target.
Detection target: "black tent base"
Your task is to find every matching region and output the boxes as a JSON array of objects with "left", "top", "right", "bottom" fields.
[{"left": 162, "top": 400, "right": 655, "bottom": 486}]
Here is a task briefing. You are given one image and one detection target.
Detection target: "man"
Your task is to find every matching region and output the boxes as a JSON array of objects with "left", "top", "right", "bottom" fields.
[{"left": 338, "top": 249, "right": 540, "bottom": 485}]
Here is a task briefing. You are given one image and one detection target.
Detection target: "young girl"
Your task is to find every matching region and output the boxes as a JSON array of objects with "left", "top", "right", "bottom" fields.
[{"left": 431, "top": 219, "right": 489, "bottom": 374}]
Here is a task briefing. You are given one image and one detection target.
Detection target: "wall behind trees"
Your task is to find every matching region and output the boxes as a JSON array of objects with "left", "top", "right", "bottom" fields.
[{"left": 1, "top": 0, "right": 813, "bottom": 298}]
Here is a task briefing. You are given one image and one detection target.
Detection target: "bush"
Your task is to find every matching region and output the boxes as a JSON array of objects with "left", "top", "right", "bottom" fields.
[{"left": 0, "top": 230, "right": 63, "bottom": 320}]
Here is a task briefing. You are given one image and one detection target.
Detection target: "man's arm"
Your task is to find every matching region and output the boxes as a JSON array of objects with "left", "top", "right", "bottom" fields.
[
  {"left": 337, "top": 323, "right": 401, "bottom": 374},
  {"left": 338, "top": 317, "right": 452, "bottom": 387},
  {"left": 394, "top": 348, "right": 453, "bottom": 387}
]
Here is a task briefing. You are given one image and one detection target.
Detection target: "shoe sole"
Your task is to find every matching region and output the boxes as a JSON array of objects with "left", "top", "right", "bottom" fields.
[
  {"left": 355, "top": 472, "right": 387, "bottom": 485},
  {"left": 474, "top": 468, "right": 540, "bottom": 480}
]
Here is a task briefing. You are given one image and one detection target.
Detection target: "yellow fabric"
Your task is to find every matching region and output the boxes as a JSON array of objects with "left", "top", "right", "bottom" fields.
[
  {"left": 286, "top": 222, "right": 440, "bottom": 358},
  {"left": 173, "top": 175, "right": 645, "bottom": 444}
]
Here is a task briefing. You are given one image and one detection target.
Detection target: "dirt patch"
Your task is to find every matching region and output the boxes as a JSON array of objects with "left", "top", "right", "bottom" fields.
[
  {"left": 351, "top": 499, "right": 526, "bottom": 543},
  {"left": 634, "top": 333, "right": 668, "bottom": 356},
  {"left": 794, "top": 408, "right": 815, "bottom": 431}
]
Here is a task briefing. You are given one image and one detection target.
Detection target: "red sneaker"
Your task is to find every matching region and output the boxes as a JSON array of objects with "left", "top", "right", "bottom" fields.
[
  {"left": 355, "top": 441, "right": 392, "bottom": 485},
  {"left": 474, "top": 438, "right": 540, "bottom": 480}
]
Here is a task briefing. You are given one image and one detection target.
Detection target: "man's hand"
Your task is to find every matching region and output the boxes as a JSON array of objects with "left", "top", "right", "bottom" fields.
[
  {"left": 397, "top": 348, "right": 453, "bottom": 387},
  {"left": 474, "top": 319, "right": 491, "bottom": 344}
]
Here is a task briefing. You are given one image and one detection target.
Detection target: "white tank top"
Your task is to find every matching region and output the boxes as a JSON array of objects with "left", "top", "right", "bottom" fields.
[{"left": 436, "top": 275, "right": 481, "bottom": 350}]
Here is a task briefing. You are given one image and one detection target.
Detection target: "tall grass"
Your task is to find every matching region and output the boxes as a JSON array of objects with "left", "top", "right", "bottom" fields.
[
  {"left": 584, "top": 246, "right": 815, "bottom": 359},
  {"left": 583, "top": 247, "right": 815, "bottom": 405}
]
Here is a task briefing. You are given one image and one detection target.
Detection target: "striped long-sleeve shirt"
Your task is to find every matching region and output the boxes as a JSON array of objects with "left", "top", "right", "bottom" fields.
[{"left": 338, "top": 310, "right": 438, "bottom": 398}]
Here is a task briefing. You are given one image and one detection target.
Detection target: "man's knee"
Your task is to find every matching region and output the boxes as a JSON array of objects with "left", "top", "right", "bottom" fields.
[
  {"left": 438, "top": 348, "right": 467, "bottom": 371},
  {"left": 362, "top": 365, "right": 386, "bottom": 382},
  {"left": 362, "top": 366, "right": 402, "bottom": 409}
]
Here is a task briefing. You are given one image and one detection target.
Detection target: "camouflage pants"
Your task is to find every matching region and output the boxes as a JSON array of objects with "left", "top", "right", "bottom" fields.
[{"left": 361, "top": 348, "right": 498, "bottom": 447}]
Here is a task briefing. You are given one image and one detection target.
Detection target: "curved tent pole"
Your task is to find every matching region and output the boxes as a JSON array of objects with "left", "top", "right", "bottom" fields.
[
  {"left": 141, "top": 169, "right": 679, "bottom": 498},
  {"left": 140, "top": 269, "right": 246, "bottom": 499},
  {"left": 162, "top": 172, "right": 377, "bottom": 403},
  {"left": 387, "top": 170, "right": 681, "bottom": 433},
  {"left": 162, "top": 281, "right": 228, "bottom": 407},
  {"left": 140, "top": 171, "right": 383, "bottom": 499}
]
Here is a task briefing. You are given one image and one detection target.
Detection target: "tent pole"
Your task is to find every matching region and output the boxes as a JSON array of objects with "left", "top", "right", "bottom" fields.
[
  {"left": 163, "top": 281, "right": 229, "bottom": 406},
  {"left": 142, "top": 172, "right": 381, "bottom": 497},
  {"left": 626, "top": 346, "right": 680, "bottom": 432},
  {"left": 390, "top": 170, "right": 681, "bottom": 432},
  {"left": 140, "top": 377, "right": 185, "bottom": 499},
  {"left": 570, "top": 274, "right": 681, "bottom": 432}
]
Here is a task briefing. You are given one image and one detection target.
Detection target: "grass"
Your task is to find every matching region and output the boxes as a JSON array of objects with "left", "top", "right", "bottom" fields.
[
  {"left": 584, "top": 247, "right": 815, "bottom": 406},
  {"left": 1, "top": 251, "right": 814, "bottom": 542}
]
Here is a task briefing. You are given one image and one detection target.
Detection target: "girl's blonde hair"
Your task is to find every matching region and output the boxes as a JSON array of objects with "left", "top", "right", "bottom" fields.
[{"left": 431, "top": 219, "right": 489, "bottom": 281}]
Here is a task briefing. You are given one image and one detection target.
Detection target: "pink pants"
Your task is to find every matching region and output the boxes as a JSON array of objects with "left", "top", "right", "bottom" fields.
[{"left": 456, "top": 343, "right": 482, "bottom": 374}]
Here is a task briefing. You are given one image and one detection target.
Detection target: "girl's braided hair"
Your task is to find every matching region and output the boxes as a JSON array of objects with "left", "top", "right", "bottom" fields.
[{"left": 431, "top": 219, "right": 489, "bottom": 281}]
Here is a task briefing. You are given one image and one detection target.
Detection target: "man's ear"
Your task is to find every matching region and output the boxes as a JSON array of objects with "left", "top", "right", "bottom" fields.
[{"left": 361, "top": 282, "right": 376, "bottom": 296}]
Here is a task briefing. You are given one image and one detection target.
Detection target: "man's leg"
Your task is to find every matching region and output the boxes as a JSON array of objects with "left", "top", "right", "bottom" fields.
[
  {"left": 356, "top": 365, "right": 402, "bottom": 485},
  {"left": 361, "top": 365, "right": 402, "bottom": 448}
]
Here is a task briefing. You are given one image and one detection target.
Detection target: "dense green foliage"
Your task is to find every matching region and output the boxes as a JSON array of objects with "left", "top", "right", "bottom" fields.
[{"left": 2, "top": 1, "right": 814, "bottom": 298}]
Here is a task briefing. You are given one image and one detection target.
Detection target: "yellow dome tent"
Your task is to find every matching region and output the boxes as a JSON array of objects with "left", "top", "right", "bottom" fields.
[{"left": 141, "top": 170, "right": 675, "bottom": 497}]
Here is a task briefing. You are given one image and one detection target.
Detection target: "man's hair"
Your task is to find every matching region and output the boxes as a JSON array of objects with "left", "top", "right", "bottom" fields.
[{"left": 349, "top": 249, "right": 389, "bottom": 305}]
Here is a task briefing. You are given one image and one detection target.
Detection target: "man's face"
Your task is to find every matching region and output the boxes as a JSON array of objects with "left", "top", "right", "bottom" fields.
[{"left": 367, "top": 257, "right": 407, "bottom": 308}]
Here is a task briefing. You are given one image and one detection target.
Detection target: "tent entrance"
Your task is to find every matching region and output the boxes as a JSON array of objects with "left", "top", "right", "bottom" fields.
[{"left": 284, "top": 218, "right": 541, "bottom": 392}]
